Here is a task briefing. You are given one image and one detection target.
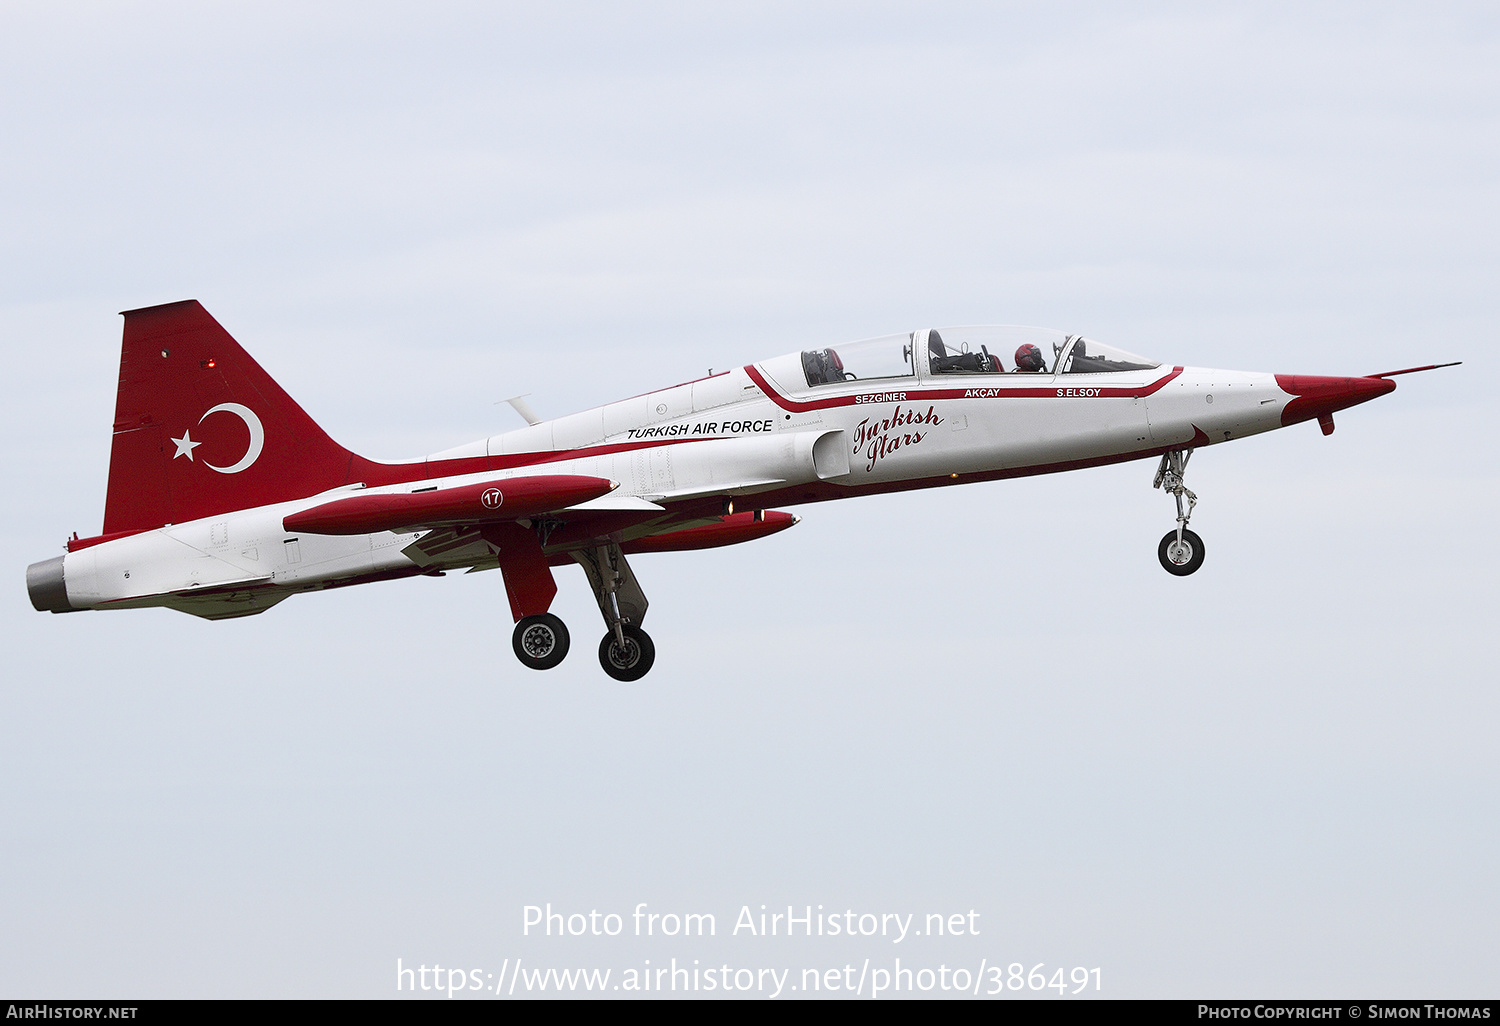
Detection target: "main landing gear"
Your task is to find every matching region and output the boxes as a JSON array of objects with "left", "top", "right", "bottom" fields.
[
  {"left": 504, "top": 542, "right": 658, "bottom": 681},
  {"left": 599, "top": 625, "right": 655, "bottom": 683},
  {"left": 574, "top": 543, "right": 656, "bottom": 682},
  {"left": 1153, "top": 448, "right": 1205, "bottom": 576},
  {"left": 512, "top": 613, "right": 570, "bottom": 670}
]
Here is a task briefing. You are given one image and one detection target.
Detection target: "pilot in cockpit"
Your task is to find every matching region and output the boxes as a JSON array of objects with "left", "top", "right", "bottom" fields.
[{"left": 1013, "top": 344, "right": 1047, "bottom": 373}]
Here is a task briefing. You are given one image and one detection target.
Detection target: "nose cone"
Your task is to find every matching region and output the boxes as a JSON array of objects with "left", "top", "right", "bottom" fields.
[{"left": 1276, "top": 374, "right": 1396, "bottom": 428}]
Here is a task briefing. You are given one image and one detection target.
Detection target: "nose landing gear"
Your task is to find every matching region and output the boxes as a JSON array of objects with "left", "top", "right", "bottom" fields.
[
  {"left": 1158, "top": 527, "right": 1205, "bottom": 576},
  {"left": 1153, "top": 448, "right": 1205, "bottom": 576}
]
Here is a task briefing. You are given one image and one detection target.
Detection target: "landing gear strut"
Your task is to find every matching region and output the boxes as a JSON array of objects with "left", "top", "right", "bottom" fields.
[
  {"left": 512, "top": 613, "right": 570, "bottom": 670},
  {"left": 573, "top": 543, "right": 656, "bottom": 681},
  {"left": 1153, "top": 448, "right": 1205, "bottom": 576}
]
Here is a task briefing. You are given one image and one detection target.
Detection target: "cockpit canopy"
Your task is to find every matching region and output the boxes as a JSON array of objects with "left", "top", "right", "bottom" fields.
[
  {"left": 799, "top": 332, "right": 914, "bottom": 385},
  {"left": 763, "top": 326, "right": 1161, "bottom": 393}
]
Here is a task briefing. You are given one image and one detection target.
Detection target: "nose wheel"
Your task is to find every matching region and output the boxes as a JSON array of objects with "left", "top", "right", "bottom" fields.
[
  {"left": 512, "top": 613, "right": 570, "bottom": 670},
  {"left": 598, "top": 625, "right": 655, "bottom": 682},
  {"left": 1153, "top": 448, "right": 1205, "bottom": 576},
  {"left": 1158, "top": 529, "right": 1205, "bottom": 576}
]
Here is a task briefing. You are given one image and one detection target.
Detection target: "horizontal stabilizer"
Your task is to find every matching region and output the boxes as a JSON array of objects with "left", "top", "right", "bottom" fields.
[
  {"left": 284, "top": 475, "right": 616, "bottom": 535},
  {"left": 158, "top": 586, "right": 292, "bottom": 620}
]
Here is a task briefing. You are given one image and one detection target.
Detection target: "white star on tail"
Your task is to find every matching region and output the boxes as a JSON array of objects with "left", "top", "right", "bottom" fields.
[{"left": 171, "top": 430, "right": 202, "bottom": 461}]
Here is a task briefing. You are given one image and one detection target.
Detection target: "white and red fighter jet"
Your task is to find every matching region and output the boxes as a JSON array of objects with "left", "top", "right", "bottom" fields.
[{"left": 26, "top": 301, "right": 1455, "bottom": 680}]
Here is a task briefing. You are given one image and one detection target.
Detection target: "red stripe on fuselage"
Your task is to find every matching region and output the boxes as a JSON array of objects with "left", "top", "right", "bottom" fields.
[{"left": 741, "top": 364, "right": 1184, "bottom": 412}]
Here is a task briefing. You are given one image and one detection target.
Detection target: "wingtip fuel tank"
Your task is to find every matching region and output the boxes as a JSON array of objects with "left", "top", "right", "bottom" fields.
[{"left": 283, "top": 475, "right": 618, "bottom": 535}]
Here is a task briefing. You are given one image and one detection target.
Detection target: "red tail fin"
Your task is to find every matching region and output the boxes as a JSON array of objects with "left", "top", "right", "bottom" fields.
[{"left": 104, "top": 300, "right": 367, "bottom": 534}]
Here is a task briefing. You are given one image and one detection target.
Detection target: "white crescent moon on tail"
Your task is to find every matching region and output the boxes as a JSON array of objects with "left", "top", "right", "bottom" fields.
[{"left": 198, "top": 403, "right": 265, "bottom": 474}]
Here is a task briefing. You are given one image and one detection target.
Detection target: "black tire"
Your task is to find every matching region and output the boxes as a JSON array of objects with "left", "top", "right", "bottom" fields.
[
  {"left": 512, "top": 613, "right": 570, "bottom": 670},
  {"left": 1158, "top": 529, "right": 1205, "bottom": 576},
  {"left": 598, "top": 625, "right": 656, "bottom": 682}
]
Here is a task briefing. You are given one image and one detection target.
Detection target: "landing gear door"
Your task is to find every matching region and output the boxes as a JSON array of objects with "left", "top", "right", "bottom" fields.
[{"left": 572, "top": 544, "right": 648, "bottom": 629}]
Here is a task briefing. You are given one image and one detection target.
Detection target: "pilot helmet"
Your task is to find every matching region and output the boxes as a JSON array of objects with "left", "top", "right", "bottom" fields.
[{"left": 1014, "top": 344, "right": 1045, "bottom": 372}]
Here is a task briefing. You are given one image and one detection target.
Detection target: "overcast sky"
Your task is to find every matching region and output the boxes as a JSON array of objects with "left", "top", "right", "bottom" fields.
[{"left": 1, "top": 1, "right": 1496, "bottom": 999}]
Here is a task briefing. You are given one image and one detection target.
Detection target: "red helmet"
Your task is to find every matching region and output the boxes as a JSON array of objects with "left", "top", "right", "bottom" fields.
[{"left": 1014, "top": 344, "right": 1045, "bottom": 372}]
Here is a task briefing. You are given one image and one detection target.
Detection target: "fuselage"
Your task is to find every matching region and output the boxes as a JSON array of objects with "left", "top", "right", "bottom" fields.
[{"left": 28, "top": 324, "right": 1389, "bottom": 620}]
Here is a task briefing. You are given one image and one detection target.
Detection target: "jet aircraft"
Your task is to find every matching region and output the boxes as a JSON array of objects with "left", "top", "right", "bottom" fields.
[{"left": 26, "top": 301, "right": 1455, "bottom": 680}]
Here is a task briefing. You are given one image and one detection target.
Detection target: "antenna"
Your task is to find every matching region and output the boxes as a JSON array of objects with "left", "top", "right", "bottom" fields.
[{"left": 496, "top": 394, "right": 542, "bottom": 426}]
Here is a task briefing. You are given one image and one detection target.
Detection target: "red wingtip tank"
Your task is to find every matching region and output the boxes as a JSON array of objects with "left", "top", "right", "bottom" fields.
[
  {"left": 621, "top": 510, "right": 799, "bottom": 554},
  {"left": 284, "top": 475, "right": 617, "bottom": 535}
]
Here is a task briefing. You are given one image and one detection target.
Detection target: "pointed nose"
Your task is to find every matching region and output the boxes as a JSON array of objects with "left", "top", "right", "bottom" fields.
[{"left": 1276, "top": 374, "right": 1396, "bottom": 428}]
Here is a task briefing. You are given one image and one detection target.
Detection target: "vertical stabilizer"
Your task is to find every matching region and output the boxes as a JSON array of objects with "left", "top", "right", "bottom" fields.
[{"left": 104, "top": 300, "right": 367, "bottom": 534}]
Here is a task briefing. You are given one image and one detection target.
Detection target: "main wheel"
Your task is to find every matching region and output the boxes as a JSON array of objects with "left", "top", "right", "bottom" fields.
[
  {"left": 1158, "top": 529, "right": 1205, "bottom": 576},
  {"left": 512, "top": 613, "right": 570, "bottom": 670},
  {"left": 598, "top": 625, "right": 655, "bottom": 682}
]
